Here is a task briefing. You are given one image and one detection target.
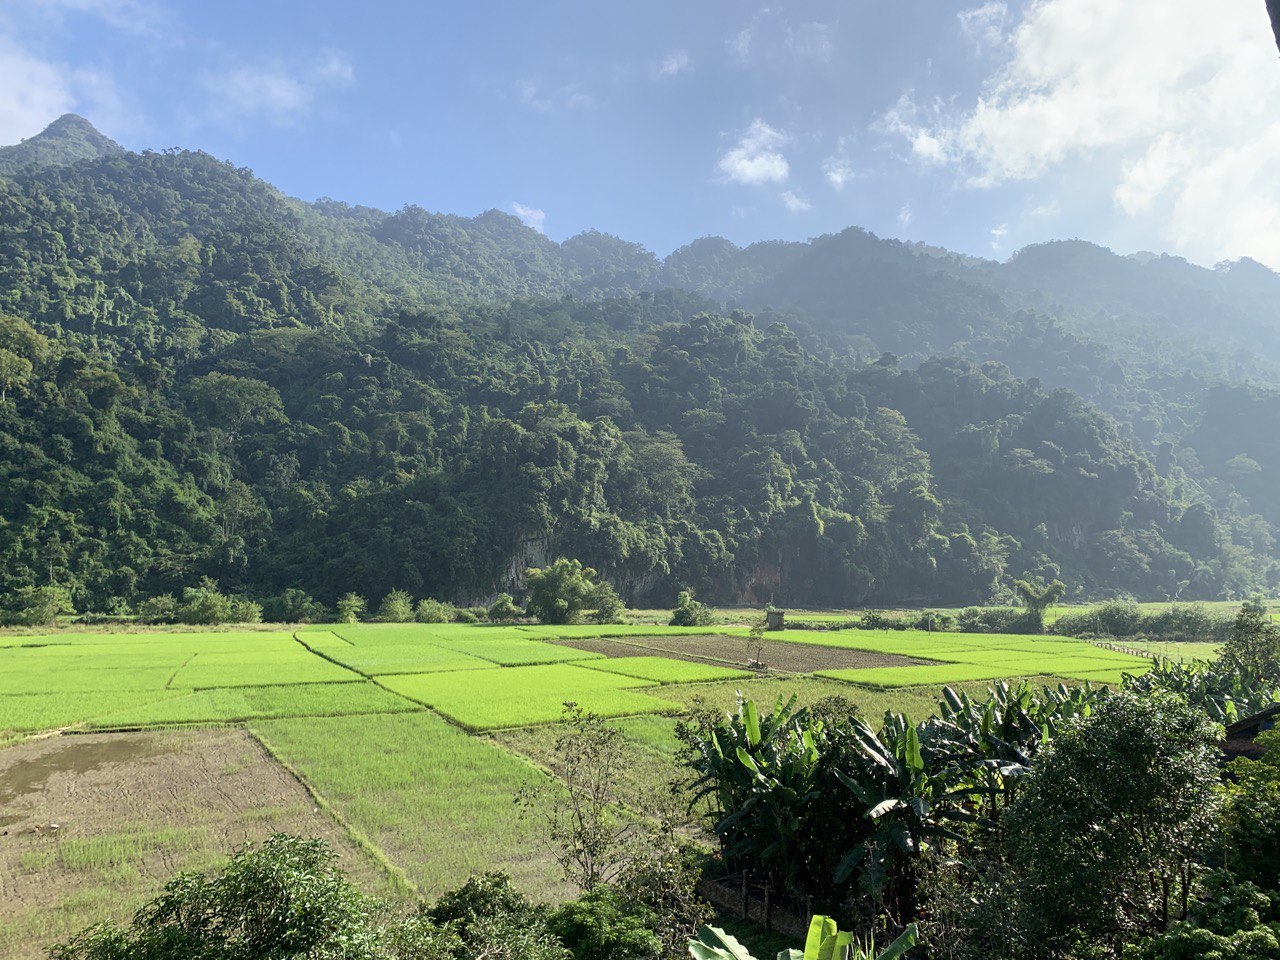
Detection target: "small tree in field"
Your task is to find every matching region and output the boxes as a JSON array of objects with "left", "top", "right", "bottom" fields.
[
  {"left": 670, "top": 590, "right": 715, "bottom": 627},
  {"left": 516, "top": 704, "right": 632, "bottom": 891},
  {"left": 525, "top": 558, "right": 620, "bottom": 625},
  {"left": 587, "top": 582, "right": 625, "bottom": 625},
  {"left": 487, "top": 593, "right": 522, "bottom": 622},
  {"left": 13, "top": 584, "right": 75, "bottom": 626},
  {"left": 376, "top": 589, "right": 415, "bottom": 622},
  {"left": 1012, "top": 576, "right": 1066, "bottom": 633},
  {"left": 335, "top": 592, "right": 365, "bottom": 624},
  {"left": 1223, "top": 596, "right": 1280, "bottom": 678}
]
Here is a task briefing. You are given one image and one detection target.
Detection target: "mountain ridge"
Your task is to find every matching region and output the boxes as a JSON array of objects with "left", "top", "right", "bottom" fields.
[
  {"left": 0, "top": 115, "right": 1277, "bottom": 613},
  {"left": 0, "top": 114, "right": 124, "bottom": 175}
]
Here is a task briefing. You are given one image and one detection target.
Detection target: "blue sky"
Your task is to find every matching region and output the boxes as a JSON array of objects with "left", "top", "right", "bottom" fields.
[{"left": 2, "top": 1, "right": 1279, "bottom": 267}]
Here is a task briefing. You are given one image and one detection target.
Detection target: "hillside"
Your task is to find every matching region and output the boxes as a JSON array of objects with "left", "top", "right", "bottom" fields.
[
  {"left": 0, "top": 116, "right": 1276, "bottom": 613},
  {"left": 0, "top": 114, "right": 124, "bottom": 175}
]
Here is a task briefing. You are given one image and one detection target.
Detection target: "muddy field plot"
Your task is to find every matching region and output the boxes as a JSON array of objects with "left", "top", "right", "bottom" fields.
[
  {"left": 0, "top": 728, "right": 386, "bottom": 960},
  {"left": 552, "top": 634, "right": 932, "bottom": 673}
]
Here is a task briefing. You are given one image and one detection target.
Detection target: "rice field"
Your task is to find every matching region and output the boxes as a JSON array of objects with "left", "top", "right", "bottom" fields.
[
  {"left": 250, "top": 711, "right": 570, "bottom": 900},
  {"left": 573, "top": 656, "right": 753, "bottom": 684},
  {"left": 375, "top": 663, "right": 683, "bottom": 730},
  {"left": 0, "top": 622, "right": 1153, "bottom": 736},
  {"left": 1, "top": 616, "right": 1158, "bottom": 954}
]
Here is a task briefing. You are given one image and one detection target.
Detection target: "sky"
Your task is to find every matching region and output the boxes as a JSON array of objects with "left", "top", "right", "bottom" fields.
[{"left": 2, "top": 0, "right": 1279, "bottom": 268}]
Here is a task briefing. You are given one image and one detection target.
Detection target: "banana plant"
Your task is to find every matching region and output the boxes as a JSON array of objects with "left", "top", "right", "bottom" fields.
[
  {"left": 690, "top": 916, "right": 917, "bottom": 960},
  {"left": 925, "top": 680, "right": 1104, "bottom": 826},
  {"left": 686, "top": 695, "right": 826, "bottom": 893},
  {"left": 833, "top": 714, "right": 964, "bottom": 921}
]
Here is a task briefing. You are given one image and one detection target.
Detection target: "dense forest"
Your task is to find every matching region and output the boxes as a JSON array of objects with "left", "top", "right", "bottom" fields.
[{"left": 1, "top": 115, "right": 1277, "bottom": 613}]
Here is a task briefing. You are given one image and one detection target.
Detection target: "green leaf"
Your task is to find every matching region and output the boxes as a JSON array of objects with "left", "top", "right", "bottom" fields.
[
  {"left": 875, "top": 923, "right": 918, "bottom": 960},
  {"left": 691, "top": 926, "right": 759, "bottom": 960},
  {"left": 744, "top": 700, "right": 761, "bottom": 747},
  {"left": 803, "top": 915, "right": 838, "bottom": 960}
]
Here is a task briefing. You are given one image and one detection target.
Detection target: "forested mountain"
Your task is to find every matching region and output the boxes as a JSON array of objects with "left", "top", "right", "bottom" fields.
[
  {"left": 0, "top": 114, "right": 123, "bottom": 176},
  {"left": 0, "top": 115, "right": 1275, "bottom": 613}
]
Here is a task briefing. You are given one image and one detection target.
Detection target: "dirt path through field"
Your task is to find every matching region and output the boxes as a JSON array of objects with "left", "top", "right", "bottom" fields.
[
  {"left": 552, "top": 633, "right": 930, "bottom": 673},
  {"left": 0, "top": 727, "right": 387, "bottom": 959}
]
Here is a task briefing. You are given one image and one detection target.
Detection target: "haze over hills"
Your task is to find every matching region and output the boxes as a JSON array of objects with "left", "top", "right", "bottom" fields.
[{"left": 1, "top": 115, "right": 1277, "bottom": 613}]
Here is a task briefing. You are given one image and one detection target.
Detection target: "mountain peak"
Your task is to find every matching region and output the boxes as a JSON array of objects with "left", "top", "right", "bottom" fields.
[{"left": 0, "top": 113, "right": 125, "bottom": 175}]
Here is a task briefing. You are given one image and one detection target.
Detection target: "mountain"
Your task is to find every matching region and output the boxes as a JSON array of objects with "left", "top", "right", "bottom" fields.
[
  {"left": 0, "top": 116, "right": 1276, "bottom": 615},
  {"left": 0, "top": 114, "right": 124, "bottom": 175}
]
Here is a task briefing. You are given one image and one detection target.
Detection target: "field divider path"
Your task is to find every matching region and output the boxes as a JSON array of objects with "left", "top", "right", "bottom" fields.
[
  {"left": 365, "top": 677, "right": 488, "bottom": 734},
  {"left": 245, "top": 724, "right": 421, "bottom": 898},
  {"left": 163, "top": 653, "right": 197, "bottom": 690},
  {"left": 291, "top": 630, "right": 381, "bottom": 680},
  {"left": 562, "top": 635, "right": 786, "bottom": 672}
]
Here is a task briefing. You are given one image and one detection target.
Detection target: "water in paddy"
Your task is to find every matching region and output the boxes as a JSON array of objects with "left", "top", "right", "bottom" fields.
[{"left": 0, "top": 735, "right": 162, "bottom": 807}]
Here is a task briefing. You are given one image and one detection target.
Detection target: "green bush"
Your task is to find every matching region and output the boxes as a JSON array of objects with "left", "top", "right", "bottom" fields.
[
  {"left": 1054, "top": 601, "right": 1231, "bottom": 642},
  {"left": 50, "top": 835, "right": 380, "bottom": 960},
  {"left": 588, "top": 582, "right": 626, "bottom": 625},
  {"left": 172, "top": 580, "right": 262, "bottom": 625},
  {"left": 956, "top": 606, "right": 1037, "bottom": 634},
  {"left": 52, "top": 851, "right": 567, "bottom": 960},
  {"left": 487, "top": 593, "right": 522, "bottom": 622},
  {"left": 547, "top": 886, "right": 662, "bottom": 960},
  {"left": 376, "top": 589, "right": 416, "bottom": 623},
  {"left": 912, "top": 611, "right": 954, "bottom": 632},
  {"left": 526, "top": 558, "right": 621, "bottom": 625},
  {"left": 1006, "top": 691, "right": 1222, "bottom": 955},
  {"left": 670, "top": 590, "right": 714, "bottom": 627},
  {"left": 415, "top": 598, "right": 455, "bottom": 623},
  {"left": 11, "top": 584, "right": 76, "bottom": 626},
  {"left": 336, "top": 592, "right": 366, "bottom": 624},
  {"left": 454, "top": 609, "right": 479, "bottom": 624},
  {"left": 135, "top": 594, "right": 177, "bottom": 624},
  {"left": 261, "top": 588, "right": 328, "bottom": 623}
]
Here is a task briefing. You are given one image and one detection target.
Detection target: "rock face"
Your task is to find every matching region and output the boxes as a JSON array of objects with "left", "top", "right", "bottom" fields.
[{"left": 0, "top": 114, "right": 125, "bottom": 175}]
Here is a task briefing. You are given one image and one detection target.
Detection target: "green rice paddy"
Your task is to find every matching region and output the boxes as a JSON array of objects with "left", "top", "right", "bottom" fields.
[
  {"left": 573, "top": 656, "right": 753, "bottom": 684},
  {"left": 2, "top": 617, "right": 1157, "bottom": 940},
  {"left": 0, "top": 622, "right": 1154, "bottom": 736},
  {"left": 375, "top": 662, "right": 682, "bottom": 730}
]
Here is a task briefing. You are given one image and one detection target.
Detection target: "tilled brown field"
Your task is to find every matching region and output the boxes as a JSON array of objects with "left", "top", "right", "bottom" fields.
[
  {"left": 0, "top": 728, "right": 386, "bottom": 960},
  {"left": 552, "top": 633, "right": 930, "bottom": 673}
]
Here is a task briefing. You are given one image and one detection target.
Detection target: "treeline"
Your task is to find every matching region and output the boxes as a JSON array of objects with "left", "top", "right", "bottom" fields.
[{"left": 0, "top": 142, "right": 1275, "bottom": 612}]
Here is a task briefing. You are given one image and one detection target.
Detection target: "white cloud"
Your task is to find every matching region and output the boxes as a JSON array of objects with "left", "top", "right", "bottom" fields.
[
  {"left": 1029, "top": 200, "right": 1061, "bottom": 219},
  {"left": 729, "top": 12, "right": 832, "bottom": 63},
  {"left": 990, "top": 222, "right": 1008, "bottom": 250},
  {"left": 727, "top": 25, "right": 753, "bottom": 59},
  {"left": 512, "top": 202, "right": 546, "bottom": 233},
  {"left": 203, "top": 50, "right": 354, "bottom": 129},
  {"left": 563, "top": 87, "right": 595, "bottom": 109},
  {"left": 28, "top": 0, "right": 170, "bottom": 38},
  {"left": 518, "top": 80, "right": 594, "bottom": 112},
  {"left": 518, "top": 80, "right": 553, "bottom": 113},
  {"left": 716, "top": 119, "right": 790, "bottom": 185},
  {"left": 0, "top": 35, "right": 135, "bottom": 145},
  {"left": 0, "top": 37, "right": 75, "bottom": 144},
  {"left": 898, "top": 203, "right": 914, "bottom": 228},
  {"left": 787, "top": 22, "right": 833, "bottom": 62},
  {"left": 881, "top": 0, "right": 1280, "bottom": 266},
  {"left": 652, "top": 50, "right": 691, "bottom": 80},
  {"left": 822, "top": 153, "right": 857, "bottom": 190},
  {"left": 957, "top": 2, "right": 1008, "bottom": 50},
  {"left": 780, "top": 190, "right": 811, "bottom": 213}
]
